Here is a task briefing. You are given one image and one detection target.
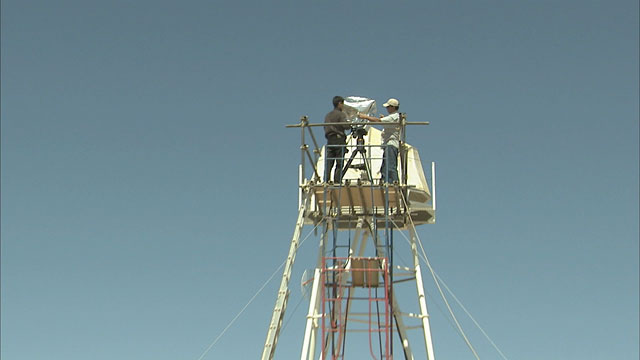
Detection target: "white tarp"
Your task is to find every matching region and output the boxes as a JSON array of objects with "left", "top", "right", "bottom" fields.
[{"left": 342, "top": 96, "right": 377, "bottom": 122}]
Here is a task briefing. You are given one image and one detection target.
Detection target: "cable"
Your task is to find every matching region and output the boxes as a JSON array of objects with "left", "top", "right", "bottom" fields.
[
  {"left": 435, "top": 273, "right": 510, "bottom": 360},
  {"left": 389, "top": 217, "right": 479, "bottom": 356},
  {"left": 367, "top": 286, "right": 379, "bottom": 360},
  {"left": 375, "top": 287, "right": 384, "bottom": 359},
  {"left": 390, "top": 202, "right": 509, "bottom": 360},
  {"left": 195, "top": 222, "right": 321, "bottom": 360},
  {"left": 396, "top": 193, "right": 481, "bottom": 359},
  {"left": 281, "top": 294, "right": 306, "bottom": 333},
  {"left": 340, "top": 287, "right": 351, "bottom": 358},
  {"left": 422, "top": 255, "right": 480, "bottom": 359}
]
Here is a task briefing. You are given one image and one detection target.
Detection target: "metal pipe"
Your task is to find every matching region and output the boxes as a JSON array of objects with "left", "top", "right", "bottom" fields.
[
  {"left": 400, "top": 113, "right": 409, "bottom": 189},
  {"left": 287, "top": 121, "right": 429, "bottom": 128},
  {"left": 303, "top": 145, "right": 321, "bottom": 181},
  {"left": 409, "top": 226, "right": 437, "bottom": 360},
  {"left": 431, "top": 162, "right": 436, "bottom": 212},
  {"left": 305, "top": 125, "right": 322, "bottom": 162},
  {"left": 300, "top": 268, "right": 322, "bottom": 360},
  {"left": 298, "top": 165, "right": 302, "bottom": 210},
  {"left": 300, "top": 116, "right": 306, "bottom": 184}
]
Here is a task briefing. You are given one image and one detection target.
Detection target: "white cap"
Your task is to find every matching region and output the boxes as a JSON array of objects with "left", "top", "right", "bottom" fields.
[{"left": 383, "top": 98, "right": 399, "bottom": 107}]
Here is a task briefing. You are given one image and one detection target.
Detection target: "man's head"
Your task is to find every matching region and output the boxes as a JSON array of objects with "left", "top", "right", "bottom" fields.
[
  {"left": 333, "top": 96, "right": 345, "bottom": 109},
  {"left": 383, "top": 98, "right": 399, "bottom": 113}
]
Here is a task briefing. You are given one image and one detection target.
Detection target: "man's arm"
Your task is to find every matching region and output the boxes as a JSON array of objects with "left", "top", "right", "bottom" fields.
[
  {"left": 357, "top": 113, "right": 381, "bottom": 122},
  {"left": 340, "top": 112, "right": 351, "bottom": 130}
]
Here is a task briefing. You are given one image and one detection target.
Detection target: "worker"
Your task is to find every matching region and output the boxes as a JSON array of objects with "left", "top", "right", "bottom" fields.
[
  {"left": 324, "top": 96, "right": 350, "bottom": 183},
  {"left": 357, "top": 98, "right": 401, "bottom": 184}
]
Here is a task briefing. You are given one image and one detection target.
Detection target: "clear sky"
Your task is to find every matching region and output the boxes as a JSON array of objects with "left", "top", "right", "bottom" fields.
[{"left": 2, "top": 1, "right": 638, "bottom": 359}]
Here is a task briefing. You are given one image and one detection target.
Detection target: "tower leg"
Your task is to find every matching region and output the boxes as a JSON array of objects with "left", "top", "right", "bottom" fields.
[
  {"left": 302, "top": 207, "right": 333, "bottom": 360},
  {"left": 301, "top": 268, "right": 322, "bottom": 360},
  {"left": 294, "top": 204, "right": 436, "bottom": 359},
  {"left": 409, "top": 226, "right": 436, "bottom": 360}
]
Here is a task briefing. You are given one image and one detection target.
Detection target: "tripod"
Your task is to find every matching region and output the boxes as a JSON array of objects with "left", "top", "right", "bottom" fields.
[{"left": 341, "top": 128, "right": 373, "bottom": 182}]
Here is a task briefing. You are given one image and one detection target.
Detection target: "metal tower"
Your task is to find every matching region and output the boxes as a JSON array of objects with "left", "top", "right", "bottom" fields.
[{"left": 262, "top": 106, "right": 436, "bottom": 360}]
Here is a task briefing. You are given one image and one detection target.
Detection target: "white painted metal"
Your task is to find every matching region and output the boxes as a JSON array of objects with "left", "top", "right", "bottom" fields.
[
  {"left": 349, "top": 219, "right": 366, "bottom": 257},
  {"left": 309, "top": 127, "right": 433, "bottom": 225},
  {"left": 431, "top": 161, "right": 436, "bottom": 212},
  {"left": 409, "top": 226, "right": 437, "bottom": 360},
  {"left": 270, "top": 203, "right": 436, "bottom": 359},
  {"left": 299, "top": 164, "right": 303, "bottom": 210},
  {"left": 303, "top": 215, "right": 331, "bottom": 360},
  {"left": 301, "top": 268, "right": 322, "bottom": 360},
  {"left": 300, "top": 219, "right": 421, "bottom": 360}
]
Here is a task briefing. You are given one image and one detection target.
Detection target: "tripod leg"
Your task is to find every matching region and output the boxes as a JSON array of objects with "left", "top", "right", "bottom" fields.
[
  {"left": 341, "top": 149, "right": 359, "bottom": 178},
  {"left": 359, "top": 150, "right": 373, "bottom": 182}
]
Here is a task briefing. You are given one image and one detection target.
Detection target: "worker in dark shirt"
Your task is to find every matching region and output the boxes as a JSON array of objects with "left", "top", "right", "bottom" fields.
[{"left": 324, "top": 96, "right": 351, "bottom": 183}]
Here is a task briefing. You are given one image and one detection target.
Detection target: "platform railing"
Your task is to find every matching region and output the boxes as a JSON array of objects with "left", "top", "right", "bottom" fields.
[
  {"left": 323, "top": 143, "right": 393, "bottom": 184},
  {"left": 286, "top": 115, "right": 429, "bottom": 186}
]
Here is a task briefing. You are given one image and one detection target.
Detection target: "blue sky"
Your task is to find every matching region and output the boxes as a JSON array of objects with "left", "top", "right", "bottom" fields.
[{"left": 2, "top": 1, "right": 638, "bottom": 359}]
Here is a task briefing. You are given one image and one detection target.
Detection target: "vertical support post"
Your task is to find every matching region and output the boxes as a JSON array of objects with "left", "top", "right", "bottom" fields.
[
  {"left": 300, "top": 268, "right": 322, "bottom": 360},
  {"left": 431, "top": 162, "right": 436, "bottom": 212},
  {"left": 312, "top": 216, "right": 329, "bottom": 359},
  {"left": 400, "top": 113, "right": 409, "bottom": 186},
  {"left": 299, "top": 165, "right": 303, "bottom": 210},
  {"left": 408, "top": 226, "right": 436, "bottom": 360},
  {"left": 305, "top": 124, "right": 322, "bottom": 164},
  {"left": 384, "top": 260, "right": 391, "bottom": 359},
  {"left": 382, "top": 180, "right": 394, "bottom": 357},
  {"left": 301, "top": 116, "right": 307, "bottom": 182}
]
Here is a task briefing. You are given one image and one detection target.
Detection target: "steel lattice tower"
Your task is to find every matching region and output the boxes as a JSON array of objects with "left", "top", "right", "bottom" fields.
[{"left": 262, "top": 114, "right": 436, "bottom": 360}]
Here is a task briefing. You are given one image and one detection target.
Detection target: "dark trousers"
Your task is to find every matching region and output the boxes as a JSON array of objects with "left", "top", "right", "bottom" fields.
[
  {"left": 380, "top": 145, "right": 399, "bottom": 183},
  {"left": 325, "top": 135, "right": 347, "bottom": 183}
]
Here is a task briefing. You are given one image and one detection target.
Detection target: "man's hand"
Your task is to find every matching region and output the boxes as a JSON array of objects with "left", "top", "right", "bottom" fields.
[
  {"left": 358, "top": 113, "right": 379, "bottom": 122},
  {"left": 357, "top": 113, "right": 370, "bottom": 120}
]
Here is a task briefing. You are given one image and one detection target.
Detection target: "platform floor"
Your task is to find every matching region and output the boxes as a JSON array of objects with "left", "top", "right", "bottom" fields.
[
  {"left": 312, "top": 183, "right": 403, "bottom": 210},
  {"left": 306, "top": 183, "right": 435, "bottom": 228}
]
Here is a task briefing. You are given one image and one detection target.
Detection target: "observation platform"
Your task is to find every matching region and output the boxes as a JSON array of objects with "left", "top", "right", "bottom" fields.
[
  {"left": 263, "top": 102, "right": 438, "bottom": 360},
  {"left": 304, "top": 181, "right": 435, "bottom": 229},
  {"left": 289, "top": 105, "right": 436, "bottom": 230}
]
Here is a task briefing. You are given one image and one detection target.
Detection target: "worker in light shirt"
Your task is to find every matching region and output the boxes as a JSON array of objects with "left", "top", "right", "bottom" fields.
[{"left": 357, "top": 98, "right": 401, "bottom": 184}]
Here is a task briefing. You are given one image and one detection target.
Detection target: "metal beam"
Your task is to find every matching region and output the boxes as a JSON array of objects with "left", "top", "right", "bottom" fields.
[
  {"left": 409, "top": 225, "right": 436, "bottom": 360},
  {"left": 286, "top": 121, "right": 430, "bottom": 128},
  {"left": 300, "top": 268, "right": 322, "bottom": 360},
  {"left": 371, "top": 225, "right": 415, "bottom": 360}
]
